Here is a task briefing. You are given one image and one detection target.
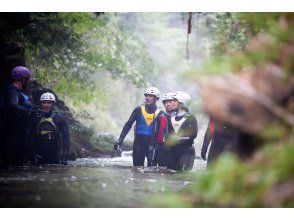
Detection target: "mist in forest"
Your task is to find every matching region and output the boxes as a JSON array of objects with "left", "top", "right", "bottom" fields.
[{"left": 110, "top": 13, "right": 211, "bottom": 141}]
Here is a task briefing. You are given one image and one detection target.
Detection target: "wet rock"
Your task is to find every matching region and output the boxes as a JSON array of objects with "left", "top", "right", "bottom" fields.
[
  {"left": 200, "top": 23, "right": 294, "bottom": 161},
  {"left": 201, "top": 30, "right": 294, "bottom": 135},
  {"left": 201, "top": 69, "right": 294, "bottom": 134}
]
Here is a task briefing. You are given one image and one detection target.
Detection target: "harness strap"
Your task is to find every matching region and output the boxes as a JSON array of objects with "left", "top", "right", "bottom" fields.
[{"left": 171, "top": 113, "right": 190, "bottom": 134}]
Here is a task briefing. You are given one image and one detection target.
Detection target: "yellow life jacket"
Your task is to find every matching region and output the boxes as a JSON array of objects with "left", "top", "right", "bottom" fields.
[{"left": 141, "top": 105, "right": 161, "bottom": 126}]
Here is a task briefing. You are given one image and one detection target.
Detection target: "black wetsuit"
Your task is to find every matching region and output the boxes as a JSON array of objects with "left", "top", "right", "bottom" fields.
[
  {"left": 0, "top": 90, "right": 6, "bottom": 164},
  {"left": 201, "top": 119, "right": 238, "bottom": 166},
  {"left": 27, "top": 111, "right": 70, "bottom": 164},
  {"left": 118, "top": 104, "right": 164, "bottom": 166},
  {"left": 3, "top": 84, "right": 33, "bottom": 165},
  {"left": 164, "top": 113, "right": 198, "bottom": 171}
]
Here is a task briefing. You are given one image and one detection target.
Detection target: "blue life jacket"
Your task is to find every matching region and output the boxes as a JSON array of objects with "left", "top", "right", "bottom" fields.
[
  {"left": 7, "top": 84, "right": 33, "bottom": 110},
  {"left": 20, "top": 91, "right": 33, "bottom": 110},
  {"left": 135, "top": 105, "right": 161, "bottom": 136}
]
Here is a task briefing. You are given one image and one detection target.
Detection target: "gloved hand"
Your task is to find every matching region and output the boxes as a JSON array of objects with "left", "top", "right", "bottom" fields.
[
  {"left": 201, "top": 149, "right": 207, "bottom": 161},
  {"left": 61, "top": 154, "right": 68, "bottom": 165},
  {"left": 114, "top": 139, "right": 122, "bottom": 150}
]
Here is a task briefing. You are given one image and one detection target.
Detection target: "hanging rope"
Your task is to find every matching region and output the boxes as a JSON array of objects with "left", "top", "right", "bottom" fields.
[
  {"left": 188, "top": 12, "right": 192, "bottom": 34},
  {"left": 187, "top": 12, "right": 192, "bottom": 63}
]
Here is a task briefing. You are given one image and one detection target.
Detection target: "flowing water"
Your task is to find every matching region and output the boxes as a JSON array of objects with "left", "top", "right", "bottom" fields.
[{"left": 0, "top": 155, "right": 206, "bottom": 207}]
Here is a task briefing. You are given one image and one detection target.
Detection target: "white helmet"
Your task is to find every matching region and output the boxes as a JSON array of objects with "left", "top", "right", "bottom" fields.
[
  {"left": 144, "top": 87, "right": 160, "bottom": 98},
  {"left": 162, "top": 92, "right": 174, "bottom": 103},
  {"left": 173, "top": 91, "right": 191, "bottom": 108},
  {"left": 40, "top": 92, "right": 56, "bottom": 103}
]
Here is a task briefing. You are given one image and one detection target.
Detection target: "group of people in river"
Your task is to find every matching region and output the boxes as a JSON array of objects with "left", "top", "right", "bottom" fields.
[
  {"left": 114, "top": 86, "right": 238, "bottom": 171},
  {"left": 0, "top": 65, "right": 234, "bottom": 171},
  {"left": 114, "top": 87, "right": 198, "bottom": 171},
  {"left": 0, "top": 66, "right": 69, "bottom": 167}
]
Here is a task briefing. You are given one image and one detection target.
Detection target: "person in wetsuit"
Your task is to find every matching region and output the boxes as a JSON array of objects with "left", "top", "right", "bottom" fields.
[
  {"left": 113, "top": 87, "right": 167, "bottom": 167},
  {"left": 201, "top": 118, "right": 238, "bottom": 166},
  {"left": 165, "top": 91, "right": 198, "bottom": 171},
  {"left": 158, "top": 92, "right": 175, "bottom": 167},
  {"left": 3, "top": 66, "right": 34, "bottom": 166},
  {"left": 27, "top": 92, "right": 69, "bottom": 165}
]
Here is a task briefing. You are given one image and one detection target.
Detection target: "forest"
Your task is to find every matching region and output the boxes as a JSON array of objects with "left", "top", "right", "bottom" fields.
[{"left": 0, "top": 12, "right": 293, "bottom": 208}]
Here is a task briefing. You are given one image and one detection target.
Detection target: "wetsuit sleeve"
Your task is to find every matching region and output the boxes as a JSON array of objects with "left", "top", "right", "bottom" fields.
[
  {"left": 59, "top": 117, "right": 70, "bottom": 156},
  {"left": 201, "top": 119, "right": 214, "bottom": 153},
  {"left": 189, "top": 115, "right": 198, "bottom": 140},
  {"left": 6, "top": 89, "right": 30, "bottom": 117},
  {"left": 157, "top": 113, "right": 167, "bottom": 144},
  {"left": 118, "top": 107, "right": 139, "bottom": 143}
]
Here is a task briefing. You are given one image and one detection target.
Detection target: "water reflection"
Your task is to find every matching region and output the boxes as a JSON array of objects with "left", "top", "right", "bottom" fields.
[{"left": 0, "top": 155, "right": 206, "bottom": 207}]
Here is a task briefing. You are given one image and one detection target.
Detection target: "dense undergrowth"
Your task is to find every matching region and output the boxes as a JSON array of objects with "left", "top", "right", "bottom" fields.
[{"left": 148, "top": 13, "right": 294, "bottom": 208}]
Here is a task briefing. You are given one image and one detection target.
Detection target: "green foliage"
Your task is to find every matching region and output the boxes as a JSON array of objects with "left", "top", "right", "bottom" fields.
[
  {"left": 149, "top": 136, "right": 294, "bottom": 207},
  {"left": 148, "top": 192, "right": 193, "bottom": 208},
  {"left": 95, "top": 133, "right": 117, "bottom": 153},
  {"left": 150, "top": 12, "right": 294, "bottom": 208},
  {"left": 185, "top": 13, "right": 294, "bottom": 79},
  {"left": 4, "top": 13, "right": 157, "bottom": 105},
  {"left": 238, "top": 13, "right": 289, "bottom": 35},
  {"left": 69, "top": 114, "right": 114, "bottom": 156},
  {"left": 87, "top": 15, "right": 157, "bottom": 87},
  {"left": 205, "top": 13, "right": 249, "bottom": 55},
  {"left": 258, "top": 121, "right": 290, "bottom": 141},
  {"left": 71, "top": 121, "right": 96, "bottom": 140},
  {"left": 193, "top": 55, "right": 233, "bottom": 76}
]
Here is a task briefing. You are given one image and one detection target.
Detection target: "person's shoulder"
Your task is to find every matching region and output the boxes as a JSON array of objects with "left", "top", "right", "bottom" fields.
[
  {"left": 156, "top": 106, "right": 164, "bottom": 113},
  {"left": 54, "top": 113, "right": 69, "bottom": 129},
  {"left": 6, "top": 86, "right": 18, "bottom": 95},
  {"left": 159, "top": 110, "right": 167, "bottom": 117},
  {"left": 52, "top": 111, "right": 66, "bottom": 122},
  {"left": 7, "top": 84, "right": 14, "bottom": 90},
  {"left": 134, "top": 106, "right": 142, "bottom": 112},
  {"left": 31, "top": 115, "right": 41, "bottom": 124},
  {"left": 187, "top": 113, "right": 196, "bottom": 120}
]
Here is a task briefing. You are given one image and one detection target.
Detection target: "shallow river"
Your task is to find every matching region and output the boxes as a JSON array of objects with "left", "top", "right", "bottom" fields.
[{"left": 0, "top": 155, "right": 206, "bottom": 207}]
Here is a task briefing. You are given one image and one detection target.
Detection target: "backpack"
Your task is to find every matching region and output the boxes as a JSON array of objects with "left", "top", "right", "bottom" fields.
[{"left": 37, "top": 113, "right": 58, "bottom": 141}]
